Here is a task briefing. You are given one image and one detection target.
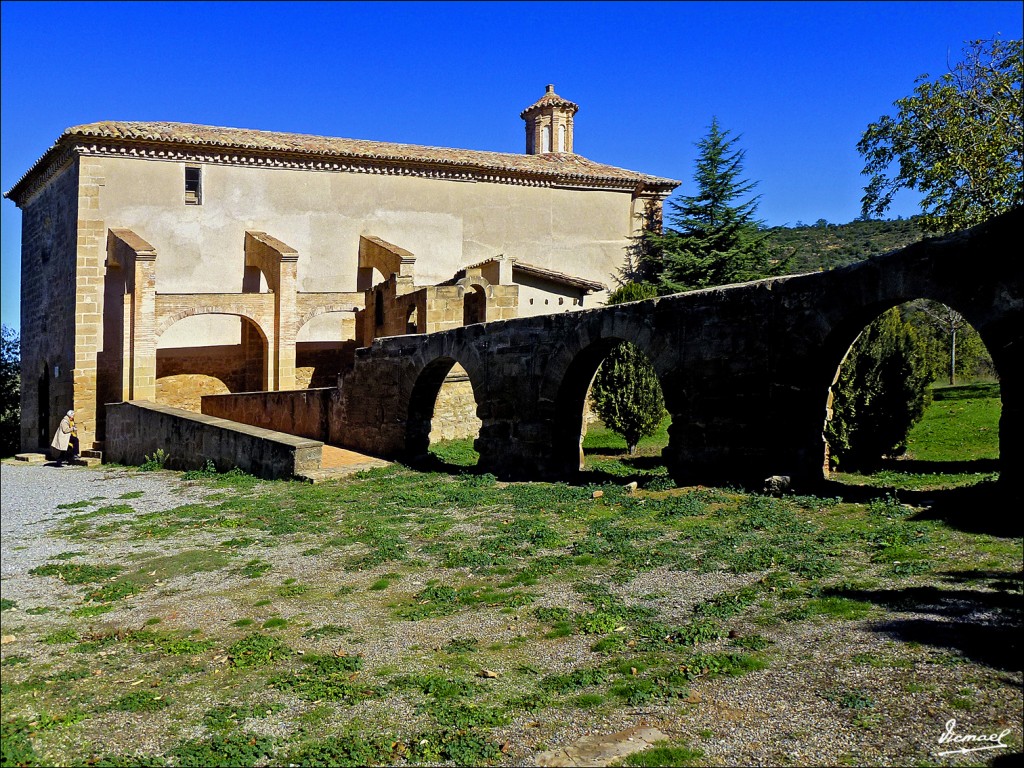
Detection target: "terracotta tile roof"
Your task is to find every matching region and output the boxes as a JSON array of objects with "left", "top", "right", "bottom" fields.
[
  {"left": 520, "top": 84, "right": 579, "bottom": 117},
  {"left": 446, "top": 257, "right": 605, "bottom": 292},
  {"left": 5, "top": 120, "right": 679, "bottom": 202},
  {"left": 511, "top": 260, "right": 606, "bottom": 292}
]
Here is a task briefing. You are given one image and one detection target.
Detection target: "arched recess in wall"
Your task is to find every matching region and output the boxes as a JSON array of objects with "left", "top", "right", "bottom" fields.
[
  {"left": 550, "top": 335, "right": 669, "bottom": 477},
  {"left": 406, "top": 305, "right": 420, "bottom": 335},
  {"left": 463, "top": 285, "right": 487, "bottom": 326},
  {"left": 155, "top": 313, "right": 268, "bottom": 412},
  {"left": 375, "top": 289, "right": 386, "bottom": 328},
  {"left": 296, "top": 310, "right": 359, "bottom": 387},
  {"left": 820, "top": 297, "right": 1002, "bottom": 492},
  {"left": 405, "top": 355, "right": 483, "bottom": 468}
]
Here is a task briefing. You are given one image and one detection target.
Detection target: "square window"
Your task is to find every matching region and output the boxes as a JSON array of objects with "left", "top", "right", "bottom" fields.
[{"left": 185, "top": 166, "right": 202, "bottom": 204}]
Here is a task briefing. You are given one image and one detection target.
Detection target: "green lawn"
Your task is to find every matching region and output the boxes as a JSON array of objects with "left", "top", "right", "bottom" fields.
[
  {"left": 833, "top": 382, "right": 1000, "bottom": 491},
  {"left": 582, "top": 416, "right": 671, "bottom": 456},
  {"left": 905, "top": 382, "right": 1000, "bottom": 462}
]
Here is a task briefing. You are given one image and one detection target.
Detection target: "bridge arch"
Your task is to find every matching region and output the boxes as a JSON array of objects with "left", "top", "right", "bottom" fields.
[
  {"left": 404, "top": 352, "right": 485, "bottom": 462},
  {"left": 818, "top": 293, "right": 1010, "bottom": 480},
  {"left": 543, "top": 310, "right": 676, "bottom": 475}
]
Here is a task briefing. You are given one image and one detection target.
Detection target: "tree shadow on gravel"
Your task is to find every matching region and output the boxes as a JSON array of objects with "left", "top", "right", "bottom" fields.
[
  {"left": 810, "top": 478, "right": 1020, "bottom": 537},
  {"left": 824, "top": 571, "right": 1023, "bottom": 673}
]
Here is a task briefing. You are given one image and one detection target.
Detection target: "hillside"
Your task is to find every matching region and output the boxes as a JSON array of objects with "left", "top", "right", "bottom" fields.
[{"left": 767, "top": 217, "right": 927, "bottom": 274}]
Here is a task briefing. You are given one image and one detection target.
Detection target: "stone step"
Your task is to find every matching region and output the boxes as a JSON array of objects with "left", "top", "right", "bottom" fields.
[
  {"left": 14, "top": 453, "right": 49, "bottom": 464},
  {"left": 81, "top": 449, "right": 103, "bottom": 460},
  {"left": 62, "top": 456, "right": 102, "bottom": 467},
  {"left": 295, "top": 445, "right": 390, "bottom": 484}
]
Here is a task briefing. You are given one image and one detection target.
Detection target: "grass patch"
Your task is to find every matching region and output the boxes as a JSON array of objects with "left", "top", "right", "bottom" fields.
[
  {"left": 107, "top": 690, "right": 170, "bottom": 712},
  {"left": 29, "top": 561, "right": 123, "bottom": 584},
  {"left": 169, "top": 732, "right": 275, "bottom": 767},
  {"left": 70, "top": 604, "right": 116, "bottom": 618},
  {"left": 908, "top": 383, "right": 1000, "bottom": 462},
  {"left": 302, "top": 624, "right": 352, "bottom": 639},
  {"left": 429, "top": 438, "right": 480, "bottom": 467},
  {"left": 618, "top": 743, "right": 705, "bottom": 766},
  {"left": 227, "top": 633, "right": 292, "bottom": 668},
  {"left": 270, "top": 653, "right": 373, "bottom": 703}
]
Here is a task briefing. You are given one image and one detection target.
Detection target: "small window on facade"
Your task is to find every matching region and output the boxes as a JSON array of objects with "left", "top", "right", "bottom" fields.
[
  {"left": 185, "top": 166, "right": 202, "bottom": 205},
  {"left": 541, "top": 125, "right": 551, "bottom": 153},
  {"left": 558, "top": 124, "right": 566, "bottom": 152}
]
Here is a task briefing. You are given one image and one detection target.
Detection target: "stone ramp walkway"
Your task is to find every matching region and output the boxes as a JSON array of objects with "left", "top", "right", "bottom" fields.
[
  {"left": 534, "top": 726, "right": 668, "bottom": 766},
  {"left": 297, "top": 444, "right": 390, "bottom": 483}
]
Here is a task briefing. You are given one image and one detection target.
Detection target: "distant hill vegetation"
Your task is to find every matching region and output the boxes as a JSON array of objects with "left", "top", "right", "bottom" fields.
[{"left": 766, "top": 217, "right": 927, "bottom": 274}]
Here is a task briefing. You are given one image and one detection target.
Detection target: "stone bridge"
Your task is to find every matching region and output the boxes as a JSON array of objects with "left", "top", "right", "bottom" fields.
[{"left": 332, "top": 209, "right": 1021, "bottom": 488}]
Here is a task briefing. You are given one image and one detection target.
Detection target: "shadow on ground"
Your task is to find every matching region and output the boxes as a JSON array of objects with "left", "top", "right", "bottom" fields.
[{"left": 824, "top": 570, "right": 1023, "bottom": 673}]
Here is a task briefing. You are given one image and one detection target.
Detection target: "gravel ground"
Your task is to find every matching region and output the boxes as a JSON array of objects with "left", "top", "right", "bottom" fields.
[
  {"left": 2, "top": 462, "right": 1021, "bottom": 767},
  {"left": 1, "top": 463, "right": 211, "bottom": 602}
]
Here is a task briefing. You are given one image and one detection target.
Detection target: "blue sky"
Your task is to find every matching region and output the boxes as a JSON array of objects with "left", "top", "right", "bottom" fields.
[{"left": 1, "top": 1, "right": 1021, "bottom": 331}]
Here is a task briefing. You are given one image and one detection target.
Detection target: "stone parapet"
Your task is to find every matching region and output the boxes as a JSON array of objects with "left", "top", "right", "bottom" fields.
[
  {"left": 201, "top": 388, "right": 335, "bottom": 443},
  {"left": 105, "top": 400, "right": 322, "bottom": 480}
]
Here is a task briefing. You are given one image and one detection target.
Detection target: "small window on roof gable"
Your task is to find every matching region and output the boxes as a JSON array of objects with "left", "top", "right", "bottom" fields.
[{"left": 185, "top": 166, "right": 202, "bottom": 205}]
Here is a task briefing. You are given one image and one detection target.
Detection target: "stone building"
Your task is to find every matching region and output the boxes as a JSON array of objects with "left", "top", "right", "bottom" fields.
[{"left": 4, "top": 85, "right": 679, "bottom": 453}]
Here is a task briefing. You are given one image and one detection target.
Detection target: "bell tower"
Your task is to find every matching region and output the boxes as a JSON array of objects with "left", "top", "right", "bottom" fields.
[{"left": 521, "top": 84, "right": 579, "bottom": 155}]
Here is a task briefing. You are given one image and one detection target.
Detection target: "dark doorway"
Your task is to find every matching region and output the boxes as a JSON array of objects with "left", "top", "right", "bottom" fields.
[{"left": 37, "top": 368, "right": 50, "bottom": 450}]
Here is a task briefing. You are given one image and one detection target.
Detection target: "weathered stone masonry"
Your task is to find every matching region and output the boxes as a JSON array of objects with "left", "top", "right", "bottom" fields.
[{"left": 331, "top": 209, "right": 1022, "bottom": 489}]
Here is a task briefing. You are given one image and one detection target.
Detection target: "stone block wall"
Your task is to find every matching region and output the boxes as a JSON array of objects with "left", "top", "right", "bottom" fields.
[
  {"left": 71, "top": 157, "right": 109, "bottom": 449},
  {"left": 295, "top": 341, "right": 357, "bottom": 388},
  {"left": 18, "top": 160, "right": 80, "bottom": 451},
  {"left": 106, "top": 400, "right": 323, "bottom": 479},
  {"left": 201, "top": 387, "right": 335, "bottom": 443},
  {"left": 429, "top": 366, "right": 482, "bottom": 442},
  {"left": 361, "top": 274, "right": 521, "bottom": 346},
  {"left": 156, "top": 344, "right": 252, "bottom": 411}
]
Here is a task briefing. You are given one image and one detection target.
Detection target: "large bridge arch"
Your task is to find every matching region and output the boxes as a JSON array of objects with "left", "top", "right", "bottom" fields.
[
  {"left": 798, "top": 216, "right": 1022, "bottom": 482},
  {"left": 405, "top": 354, "right": 486, "bottom": 461},
  {"left": 540, "top": 306, "right": 683, "bottom": 475}
]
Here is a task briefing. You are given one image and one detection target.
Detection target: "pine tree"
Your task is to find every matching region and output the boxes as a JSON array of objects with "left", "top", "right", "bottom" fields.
[
  {"left": 590, "top": 284, "right": 667, "bottom": 454},
  {"left": 643, "top": 117, "right": 786, "bottom": 293}
]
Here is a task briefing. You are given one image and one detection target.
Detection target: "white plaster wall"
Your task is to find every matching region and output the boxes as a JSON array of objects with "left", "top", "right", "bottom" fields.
[
  {"left": 93, "top": 155, "right": 634, "bottom": 339},
  {"left": 297, "top": 311, "right": 357, "bottom": 342},
  {"left": 158, "top": 314, "right": 242, "bottom": 348},
  {"left": 515, "top": 276, "right": 591, "bottom": 318}
]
